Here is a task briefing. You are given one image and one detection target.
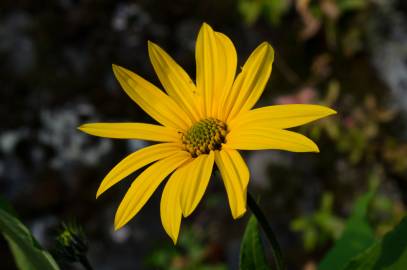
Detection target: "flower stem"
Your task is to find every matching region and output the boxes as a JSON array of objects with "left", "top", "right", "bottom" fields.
[
  {"left": 79, "top": 255, "right": 94, "bottom": 270},
  {"left": 247, "top": 192, "right": 285, "bottom": 270}
]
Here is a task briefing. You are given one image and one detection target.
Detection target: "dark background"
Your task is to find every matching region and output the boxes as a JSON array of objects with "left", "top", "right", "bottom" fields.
[{"left": 1, "top": 0, "right": 407, "bottom": 269}]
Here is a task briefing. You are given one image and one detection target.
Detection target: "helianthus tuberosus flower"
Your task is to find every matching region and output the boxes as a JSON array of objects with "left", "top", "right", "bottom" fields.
[{"left": 78, "top": 23, "right": 336, "bottom": 244}]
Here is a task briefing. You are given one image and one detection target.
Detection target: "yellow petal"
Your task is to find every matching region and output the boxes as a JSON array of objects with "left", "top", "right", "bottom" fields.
[
  {"left": 229, "top": 104, "right": 337, "bottom": 130},
  {"left": 180, "top": 151, "right": 214, "bottom": 217},
  {"left": 148, "top": 41, "right": 201, "bottom": 122},
  {"left": 96, "top": 143, "right": 183, "bottom": 198},
  {"left": 78, "top": 123, "right": 180, "bottom": 142},
  {"left": 226, "top": 128, "right": 319, "bottom": 152},
  {"left": 225, "top": 42, "right": 274, "bottom": 122},
  {"left": 160, "top": 163, "right": 189, "bottom": 244},
  {"left": 214, "top": 149, "right": 249, "bottom": 219},
  {"left": 112, "top": 64, "right": 192, "bottom": 130},
  {"left": 114, "top": 152, "right": 191, "bottom": 230},
  {"left": 195, "top": 23, "right": 237, "bottom": 117},
  {"left": 213, "top": 32, "right": 237, "bottom": 120}
]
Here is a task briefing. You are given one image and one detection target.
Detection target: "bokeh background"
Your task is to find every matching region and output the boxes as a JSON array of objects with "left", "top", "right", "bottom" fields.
[{"left": 1, "top": 0, "right": 407, "bottom": 269}]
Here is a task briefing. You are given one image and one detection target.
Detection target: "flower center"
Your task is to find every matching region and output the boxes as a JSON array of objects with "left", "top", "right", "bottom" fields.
[{"left": 182, "top": 118, "right": 227, "bottom": 157}]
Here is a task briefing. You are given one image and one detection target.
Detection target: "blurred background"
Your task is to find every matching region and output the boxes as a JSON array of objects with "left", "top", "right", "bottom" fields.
[{"left": 1, "top": 0, "right": 407, "bottom": 269}]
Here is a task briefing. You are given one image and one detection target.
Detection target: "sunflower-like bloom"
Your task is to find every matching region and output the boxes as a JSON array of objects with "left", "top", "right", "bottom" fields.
[{"left": 79, "top": 23, "right": 336, "bottom": 243}]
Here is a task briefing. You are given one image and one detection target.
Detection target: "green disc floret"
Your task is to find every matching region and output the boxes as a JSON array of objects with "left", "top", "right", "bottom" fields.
[{"left": 182, "top": 118, "right": 227, "bottom": 157}]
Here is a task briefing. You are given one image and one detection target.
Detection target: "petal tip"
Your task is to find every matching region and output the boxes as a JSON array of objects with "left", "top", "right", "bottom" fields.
[
  {"left": 259, "top": 41, "right": 271, "bottom": 49},
  {"left": 257, "top": 42, "right": 275, "bottom": 60},
  {"left": 112, "top": 64, "right": 127, "bottom": 75},
  {"left": 113, "top": 221, "right": 121, "bottom": 231},
  {"left": 314, "top": 105, "right": 337, "bottom": 117},
  {"left": 114, "top": 218, "right": 125, "bottom": 231},
  {"left": 181, "top": 209, "right": 192, "bottom": 218},
  {"left": 95, "top": 188, "right": 103, "bottom": 199},
  {"left": 114, "top": 210, "right": 126, "bottom": 231},
  {"left": 170, "top": 234, "right": 179, "bottom": 245},
  {"left": 265, "top": 43, "right": 275, "bottom": 58},
  {"left": 327, "top": 108, "right": 338, "bottom": 116},
  {"left": 308, "top": 138, "right": 320, "bottom": 153},
  {"left": 147, "top": 41, "right": 161, "bottom": 57},
  {"left": 96, "top": 178, "right": 110, "bottom": 198},
  {"left": 232, "top": 208, "right": 247, "bottom": 219},
  {"left": 147, "top": 40, "right": 156, "bottom": 49},
  {"left": 200, "top": 22, "right": 214, "bottom": 33},
  {"left": 77, "top": 124, "right": 91, "bottom": 134},
  {"left": 112, "top": 63, "right": 119, "bottom": 70},
  {"left": 112, "top": 64, "right": 122, "bottom": 77}
]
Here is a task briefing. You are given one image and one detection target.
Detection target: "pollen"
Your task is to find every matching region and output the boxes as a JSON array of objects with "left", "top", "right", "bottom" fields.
[{"left": 182, "top": 118, "right": 227, "bottom": 157}]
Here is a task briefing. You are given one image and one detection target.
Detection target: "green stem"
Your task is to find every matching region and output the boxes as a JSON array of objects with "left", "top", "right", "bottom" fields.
[
  {"left": 79, "top": 255, "right": 94, "bottom": 270},
  {"left": 247, "top": 192, "right": 285, "bottom": 270}
]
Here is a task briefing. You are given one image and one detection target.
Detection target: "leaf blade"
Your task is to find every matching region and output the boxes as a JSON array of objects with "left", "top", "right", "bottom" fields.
[
  {"left": 0, "top": 208, "right": 60, "bottom": 270},
  {"left": 318, "top": 188, "right": 376, "bottom": 270},
  {"left": 344, "top": 216, "right": 407, "bottom": 270},
  {"left": 240, "top": 215, "right": 271, "bottom": 270}
]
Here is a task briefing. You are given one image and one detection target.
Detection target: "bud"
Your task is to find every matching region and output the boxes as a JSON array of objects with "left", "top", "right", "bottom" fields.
[{"left": 55, "top": 221, "right": 88, "bottom": 263}]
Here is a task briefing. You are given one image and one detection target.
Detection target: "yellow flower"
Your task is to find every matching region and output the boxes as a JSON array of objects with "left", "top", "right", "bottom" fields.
[{"left": 78, "top": 23, "right": 336, "bottom": 243}]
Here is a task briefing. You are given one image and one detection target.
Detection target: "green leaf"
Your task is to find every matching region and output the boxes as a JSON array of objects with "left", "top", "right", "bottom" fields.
[
  {"left": 338, "top": 0, "right": 368, "bottom": 12},
  {"left": 0, "top": 208, "right": 60, "bottom": 270},
  {"left": 0, "top": 195, "right": 18, "bottom": 217},
  {"left": 264, "top": 0, "right": 290, "bottom": 25},
  {"left": 343, "top": 216, "right": 407, "bottom": 270},
  {"left": 240, "top": 216, "right": 271, "bottom": 270},
  {"left": 318, "top": 188, "right": 376, "bottom": 270},
  {"left": 238, "top": 0, "right": 262, "bottom": 25}
]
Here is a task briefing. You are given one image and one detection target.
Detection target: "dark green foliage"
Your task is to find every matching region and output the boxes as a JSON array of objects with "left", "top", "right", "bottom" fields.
[
  {"left": 319, "top": 186, "right": 376, "bottom": 270},
  {"left": 240, "top": 216, "right": 271, "bottom": 270},
  {"left": 343, "top": 217, "right": 407, "bottom": 270},
  {"left": 0, "top": 207, "right": 60, "bottom": 270}
]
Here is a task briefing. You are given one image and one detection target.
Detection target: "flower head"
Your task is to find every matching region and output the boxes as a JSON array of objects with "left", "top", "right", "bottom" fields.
[{"left": 79, "top": 23, "right": 336, "bottom": 243}]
